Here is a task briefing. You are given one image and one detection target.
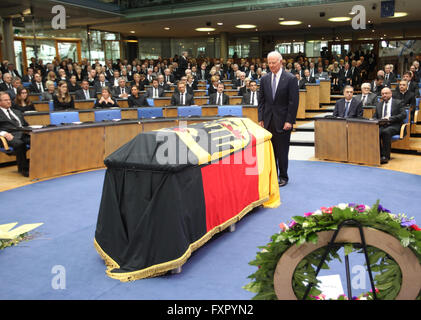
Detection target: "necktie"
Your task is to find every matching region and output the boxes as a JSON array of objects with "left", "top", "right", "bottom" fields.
[
  {"left": 362, "top": 95, "right": 367, "bottom": 105},
  {"left": 272, "top": 74, "right": 277, "bottom": 100},
  {"left": 383, "top": 102, "right": 388, "bottom": 118},
  {"left": 154, "top": 88, "right": 158, "bottom": 98},
  {"left": 251, "top": 92, "right": 254, "bottom": 105},
  {"left": 218, "top": 93, "right": 222, "bottom": 105},
  {"left": 85, "top": 90, "right": 89, "bottom": 99},
  {"left": 344, "top": 101, "right": 350, "bottom": 117},
  {"left": 7, "top": 109, "right": 20, "bottom": 127},
  {"left": 386, "top": 74, "right": 389, "bottom": 81},
  {"left": 181, "top": 93, "right": 184, "bottom": 105},
  {"left": 121, "top": 88, "right": 124, "bottom": 95}
]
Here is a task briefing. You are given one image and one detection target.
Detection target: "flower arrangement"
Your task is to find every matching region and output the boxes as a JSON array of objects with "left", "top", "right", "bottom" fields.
[{"left": 244, "top": 201, "right": 421, "bottom": 300}]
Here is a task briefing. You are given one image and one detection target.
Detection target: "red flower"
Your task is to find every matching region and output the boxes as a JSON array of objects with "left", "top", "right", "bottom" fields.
[
  {"left": 321, "top": 207, "right": 333, "bottom": 214},
  {"left": 410, "top": 224, "right": 421, "bottom": 231}
]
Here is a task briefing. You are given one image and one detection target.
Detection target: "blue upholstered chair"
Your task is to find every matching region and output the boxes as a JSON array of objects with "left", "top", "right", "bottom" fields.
[
  {"left": 50, "top": 111, "right": 80, "bottom": 125},
  {"left": 94, "top": 109, "right": 122, "bottom": 122},
  {"left": 391, "top": 108, "right": 410, "bottom": 143},
  {"left": 177, "top": 106, "right": 202, "bottom": 117},
  {"left": 137, "top": 107, "right": 163, "bottom": 119},
  {"left": 217, "top": 105, "right": 243, "bottom": 117}
]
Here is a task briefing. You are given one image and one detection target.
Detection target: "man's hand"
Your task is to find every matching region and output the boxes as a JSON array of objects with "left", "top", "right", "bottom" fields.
[
  {"left": 283, "top": 122, "right": 292, "bottom": 131},
  {"left": 4, "top": 132, "right": 14, "bottom": 141},
  {"left": 259, "top": 121, "right": 264, "bottom": 128}
]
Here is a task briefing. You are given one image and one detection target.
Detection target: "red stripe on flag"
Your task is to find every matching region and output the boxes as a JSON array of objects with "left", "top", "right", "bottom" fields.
[{"left": 201, "top": 137, "right": 259, "bottom": 232}]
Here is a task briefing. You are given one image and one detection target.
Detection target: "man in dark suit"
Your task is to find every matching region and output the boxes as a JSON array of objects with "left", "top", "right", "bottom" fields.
[
  {"left": 393, "top": 80, "right": 416, "bottom": 121},
  {"left": 94, "top": 73, "right": 110, "bottom": 93},
  {"left": 29, "top": 73, "right": 46, "bottom": 93},
  {"left": 146, "top": 79, "right": 164, "bottom": 98},
  {"left": 75, "top": 80, "right": 97, "bottom": 100},
  {"left": 22, "top": 68, "right": 35, "bottom": 83},
  {"left": 402, "top": 71, "right": 419, "bottom": 97},
  {"left": 5, "top": 63, "right": 21, "bottom": 79},
  {"left": 354, "top": 82, "right": 378, "bottom": 106},
  {"left": 332, "top": 85, "right": 363, "bottom": 118},
  {"left": 0, "top": 73, "right": 13, "bottom": 92},
  {"left": 209, "top": 82, "right": 230, "bottom": 105},
  {"left": 384, "top": 64, "right": 396, "bottom": 85},
  {"left": 0, "top": 92, "right": 30, "bottom": 176},
  {"left": 112, "top": 78, "right": 130, "bottom": 99},
  {"left": 373, "top": 87, "right": 406, "bottom": 164},
  {"left": 178, "top": 51, "right": 189, "bottom": 79},
  {"left": 197, "top": 63, "right": 208, "bottom": 81},
  {"left": 371, "top": 76, "right": 385, "bottom": 96},
  {"left": 258, "top": 51, "right": 299, "bottom": 187},
  {"left": 241, "top": 80, "right": 259, "bottom": 106},
  {"left": 302, "top": 69, "right": 316, "bottom": 85},
  {"left": 170, "top": 82, "right": 194, "bottom": 106}
]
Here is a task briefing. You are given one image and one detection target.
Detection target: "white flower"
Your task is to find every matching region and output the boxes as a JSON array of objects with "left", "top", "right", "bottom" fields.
[
  {"left": 303, "top": 222, "right": 309, "bottom": 228},
  {"left": 364, "top": 205, "right": 371, "bottom": 210},
  {"left": 359, "top": 297, "right": 367, "bottom": 300},
  {"left": 313, "top": 210, "right": 322, "bottom": 216},
  {"left": 337, "top": 203, "right": 348, "bottom": 210}
]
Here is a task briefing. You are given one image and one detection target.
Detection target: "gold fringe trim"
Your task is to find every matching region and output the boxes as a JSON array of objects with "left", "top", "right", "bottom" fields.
[{"left": 94, "top": 196, "right": 270, "bottom": 282}]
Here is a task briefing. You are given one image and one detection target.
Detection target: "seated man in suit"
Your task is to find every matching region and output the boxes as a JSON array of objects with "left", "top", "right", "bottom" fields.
[
  {"left": 402, "top": 71, "right": 419, "bottom": 98},
  {"left": 302, "top": 69, "right": 316, "bottom": 85},
  {"left": 371, "top": 75, "right": 385, "bottom": 96},
  {"left": 384, "top": 64, "right": 396, "bottom": 86},
  {"left": 0, "top": 91, "right": 30, "bottom": 177},
  {"left": 295, "top": 73, "right": 305, "bottom": 89},
  {"left": 22, "top": 67, "right": 35, "bottom": 83},
  {"left": 7, "top": 77, "right": 22, "bottom": 101},
  {"left": 332, "top": 85, "right": 363, "bottom": 118},
  {"left": 393, "top": 80, "right": 416, "bottom": 121},
  {"left": 209, "top": 82, "right": 230, "bottom": 105},
  {"left": 354, "top": 82, "right": 378, "bottom": 106},
  {"left": 157, "top": 74, "right": 170, "bottom": 91},
  {"left": 314, "top": 66, "right": 329, "bottom": 80},
  {"left": 29, "top": 73, "right": 46, "bottom": 94},
  {"left": 112, "top": 78, "right": 130, "bottom": 99},
  {"left": 146, "top": 78, "right": 164, "bottom": 98},
  {"left": 373, "top": 87, "right": 406, "bottom": 164},
  {"left": 75, "top": 80, "right": 97, "bottom": 100},
  {"left": 241, "top": 80, "right": 259, "bottom": 106},
  {"left": 170, "top": 82, "right": 194, "bottom": 106},
  {"left": 233, "top": 72, "right": 246, "bottom": 90},
  {"left": 94, "top": 73, "right": 110, "bottom": 93},
  {"left": 0, "top": 73, "right": 13, "bottom": 92}
]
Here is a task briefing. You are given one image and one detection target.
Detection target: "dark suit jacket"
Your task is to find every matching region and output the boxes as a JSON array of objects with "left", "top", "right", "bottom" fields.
[
  {"left": 354, "top": 93, "right": 378, "bottom": 106},
  {"left": 209, "top": 93, "right": 230, "bottom": 105},
  {"left": 241, "top": 91, "right": 259, "bottom": 105},
  {"left": 258, "top": 70, "right": 299, "bottom": 132},
  {"left": 94, "top": 81, "right": 110, "bottom": 93},
  {"left": 197, "top": 70, "right": 208, "bottom": 81},
  {"left": 370, "top": 81, "right": 384, "bottom": 96},
  {"left": 170, "top": 92, "right": 194, "bottom": 106},
  {"left": 332, "top": 98, "right": 363, "bottom": 118},
  {"left": 112, "top": 86, "right": 131, "bottom": 99},
  {"left": 384, "top": 72, "right": 396, "bottom": 85},
  {"left": 393, "top": 90, "right": 416, "bottom": 107},
  {"left": 128, "top": 94, "right": 149, "bottom": 108},
  {"left": 29, "top": 81, "right": 47, "bottom": 94},
  {"left": 373, "top": 98, "right": 406, "bottom": 131},
  {"left": 0, "top": 108, "right": 28, "bottom": 134},
  {"left": 75, "top": 88, "right": 97, "bottom": 100},
  {"left": 146, "top": 87, "right": 164, "bottom": 98}
]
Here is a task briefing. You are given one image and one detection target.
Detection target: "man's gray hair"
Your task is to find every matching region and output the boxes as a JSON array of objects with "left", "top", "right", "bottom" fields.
[{"left": 267, "top": 51, "right": 283, "bottom": 61}]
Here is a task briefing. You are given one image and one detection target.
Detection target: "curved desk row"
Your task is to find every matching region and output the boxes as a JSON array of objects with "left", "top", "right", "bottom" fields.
[{"left": 27, "top": 116, "right": 229, "bottom": 181}]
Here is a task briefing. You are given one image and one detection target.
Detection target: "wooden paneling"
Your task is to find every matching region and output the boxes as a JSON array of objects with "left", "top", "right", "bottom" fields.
[
  {"left": 347, "top": 120, "right": 380, "bottom": 166},
  {"left": 297, "top": 90, "right": 306, "bottom": 120},
  {"left": 163, "top": 108, "right": 178, "bottom": 118},
  {"left": 29, "top": 127, "right": 105, "bottom": 180},
  {"left": 305, "top": 84, "right": 320, "bottom": 110},
  {"left": 25, "top": 114, "right": 50, "bottom": 126},
  {"left": 142, "top": 120, "right": 178, "bottom": 132},
  {"left": 34, "top": 103, "right": 50, "bottom": 112},
  {"left": 243, "top": 107, "right": 258, "bottom": 123},
  {"left": 315, "top": 119, "right": 348, "bottom": 162},
  {"left": 319, "top": 80, "right": 331, "bottom": 104},
  {"left": 122, "top": 109, "right": 138, "bottom": 120},
  {"left": 104, "top": 123, "right": 142, "bottom": 158}
]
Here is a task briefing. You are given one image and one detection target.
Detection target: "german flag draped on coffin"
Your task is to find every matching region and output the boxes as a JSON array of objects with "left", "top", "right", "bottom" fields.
[{"left": 94, "top": 117, "right": 280, "bottom": 281}]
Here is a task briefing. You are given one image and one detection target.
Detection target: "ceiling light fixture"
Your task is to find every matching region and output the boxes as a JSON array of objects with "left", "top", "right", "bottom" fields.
[
  {"left": 164, "top": 27, "right": 170, "bottom": 30},
  {"left": 195, "top": 27, "right": 216, "bottom": 32},
  {"left": 388, "top": 12, "right": 408, "bottom": 18},
  {"left": 279, "top": 20, "right": 302, "bottom": 26},
  {"left": 130, "top": 31, "right": 135, "bottom": 33},
  {"left": 328, "top": 17, "right": 352, "bottom": 22},
  {"left": 217, "top": 22, "right": 223, "bottom": 26},
  {"left": 235, "top": 24, "right": 257, "bottom": 29}
]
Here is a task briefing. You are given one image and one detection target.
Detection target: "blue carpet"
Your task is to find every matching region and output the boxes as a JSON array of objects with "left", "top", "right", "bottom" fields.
[{"left": 1, "top": 161, "right": 420, "bottom": 300}]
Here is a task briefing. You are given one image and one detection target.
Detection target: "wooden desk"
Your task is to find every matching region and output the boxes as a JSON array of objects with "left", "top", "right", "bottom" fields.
[
  {"left": 347, "top": 119, "right": 380, "bottom": 166},
  {"left": 319, "top": 80, "right": 331, "bottom": 104},
  {"left": 315, "top": 118, "right": 348, "bottom": 162},
  {"left": 363, "top": 106, "right": 376, "bottom": 119},
  {"left": 297, "top": 90, "right": 306, "bottom": 119},
  {"left": 305, "top": 84, "right": 320, "bottom": 110}
]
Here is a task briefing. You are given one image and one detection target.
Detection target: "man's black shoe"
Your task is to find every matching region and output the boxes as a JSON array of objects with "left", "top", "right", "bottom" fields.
[
  {"left": 279, "top": 179, "right": 288, "bottom": 187},
  {"left": 380, "top": 156, "right": 388, "bottom": 164}
]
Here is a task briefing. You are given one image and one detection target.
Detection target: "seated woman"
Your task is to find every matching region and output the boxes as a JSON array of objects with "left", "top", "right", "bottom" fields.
[
  {"left": 40, "top": 81, "right": 56, "bottom": 101},
  {"left": 128, "top": 85, "right": 149, "bottom": 108},
  {"left": 94, "top": 87, "right": 119, "bottom": 109},
  {"left": 13, "top": 86, "right": 35, "bottom": 112},
  {"left": 75, "top": 66, "right": 84, "bottom": 82},
  {"left": 132, "top": 73, "right": 145, "bottom": 91},
  {"left": 53, "top": 81, "right": 75, "bottom": 111},
  {"left": 47, "top": 71, "right": 57, "bottom": 84},
  {"left": 68, "top": 75, "right": 81, "bottom": 93}
]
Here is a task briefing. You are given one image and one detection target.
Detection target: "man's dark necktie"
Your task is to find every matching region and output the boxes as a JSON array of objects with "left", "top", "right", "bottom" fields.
[
  {"left": 344, "top": 101, "right": 350, "bottom": 117},
  {"left": 251, "top": 92, "right": 254, "bottom": 105}
]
